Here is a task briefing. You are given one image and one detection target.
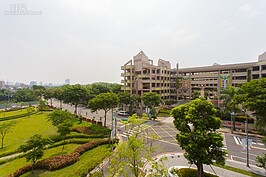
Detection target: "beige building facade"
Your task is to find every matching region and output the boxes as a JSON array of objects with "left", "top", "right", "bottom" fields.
[
  {"left": 121, "top": 51, "right": 178, "bottom": 102},
  {"left": 121, "top": 51, "right": 266, "bottom": 103}
]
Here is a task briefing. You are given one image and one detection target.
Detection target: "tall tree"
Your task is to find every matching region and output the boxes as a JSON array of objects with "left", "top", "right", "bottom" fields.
[
  {"left": 236, "top": 78, "right": 266, "bottom": 128},
  {"left": 19, "top": 134, "right": 51, "bottom": 171},
  {"left": 62, "top": 84, "right": 89, "bottom": 117},
  {"left": 220, "top": 86, "right": 238, "bottom": 130},
  {"left": 117, "top": 92, "right": 131, "bottom": 110},
  {"left": 43, "top": 88, "right": 55, "bottom": 106},
  {"left": 53, "top": 87, "right": 64, "bottom": 109},
  {"left": 107, "top": 114, "right": 153, "bottom": 177},
  {"left": 143, "top": 92, "right": 161, "bottom": 118},
  {"left": 13, "top": 88, "right": 38, "bottom": 102},
  {"left": 48, "top": 110, "right": 74, "bottom": 149},
  {"left": 88, "top": 92, "right": 119, "bottom": 127},
  {"left": 0, "top": 121, "right": 16, "bottom": 148},
  {"left": 171, "top": 98, "right": 226, "bottom": 177}
]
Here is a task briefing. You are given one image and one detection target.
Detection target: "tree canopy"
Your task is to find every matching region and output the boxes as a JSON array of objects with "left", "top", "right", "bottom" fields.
[
  {"left": 171, "top": 98, "right": 226, "bottom": 177},
  {"left": 0, "top": 121, "right": 16, "bottom": 149},
  {"left": 88, "top": 92, "right": 119, "bottom": 127},
  {"left": 19, "top": 134, "right": 51, "bottom": 170},
  {"left": 236, "top": 78, "right": 266, "bottom": 128},
  {"left": 62, "top": 84, "right": 89, "bottom": 116},
  {"left": 142, "top": 92, "right": 161, "bottom": 109}
]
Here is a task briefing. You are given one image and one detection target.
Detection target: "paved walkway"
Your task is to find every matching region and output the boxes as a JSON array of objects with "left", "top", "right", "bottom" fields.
[{"left": 143, "top": 153, "right": 266, "bottom": 177}]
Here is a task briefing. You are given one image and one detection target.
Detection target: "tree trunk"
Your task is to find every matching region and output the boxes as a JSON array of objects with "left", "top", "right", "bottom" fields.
[
  {"left": 196, "top": 162, "right": 204, "bottom": 177},
  {"left": 1, "top": 137, "right": 4, "bottom": 149},
  {"left": 104, "top": 111, "right": 107, "bottom": 127},
  {"left": 74, "top": 105, "right": 77, "bottom": 117},
  {"left": 50, "top": 99, "right": 53, "bottom": 107},
  {"left": 60, "top": 101, "right": 62, "bottom": 109}
]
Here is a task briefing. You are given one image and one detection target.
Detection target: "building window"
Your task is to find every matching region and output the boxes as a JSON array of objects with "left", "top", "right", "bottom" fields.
[{"left": 253, "top": 66, "right": 259, "bottom": 71}]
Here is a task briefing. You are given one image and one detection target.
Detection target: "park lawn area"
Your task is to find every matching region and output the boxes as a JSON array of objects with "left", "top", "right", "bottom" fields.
[
  {"left": 22, "top": 144, "right": 111, "bottom": 177},
  {"left": 0, "top": 144, "right": 80, "bottom": 177},
  {"left": 0, "top": 109, "right": 28, "bottom": 119},
  {"left": 0, "top": 112, "right": 57, "bottom": 156}
]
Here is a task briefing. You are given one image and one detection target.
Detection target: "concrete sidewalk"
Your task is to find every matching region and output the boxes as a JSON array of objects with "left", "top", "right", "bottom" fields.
[{"left": 143, "top": 153, "right": 266, "bottom": 177}]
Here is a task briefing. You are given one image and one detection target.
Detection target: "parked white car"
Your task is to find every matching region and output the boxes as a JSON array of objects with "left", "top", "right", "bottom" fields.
[{"left": 117, "top": 111, "right": 129, "bottom": 116}]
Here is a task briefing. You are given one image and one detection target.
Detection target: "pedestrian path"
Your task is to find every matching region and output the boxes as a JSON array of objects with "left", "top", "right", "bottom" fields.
[{"left": 143, "top": 153, "right": 266, "bottom": 177}]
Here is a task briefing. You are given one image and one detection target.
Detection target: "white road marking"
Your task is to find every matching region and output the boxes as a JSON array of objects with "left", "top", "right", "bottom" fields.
[{"left": 233, "top": 136, "right": 241, "bottom": 145}]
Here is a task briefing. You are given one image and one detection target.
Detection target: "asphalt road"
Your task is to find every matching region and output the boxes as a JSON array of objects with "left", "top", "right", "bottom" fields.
[{"left": 225, "top": 133, "right": 266, "bottom": 166}]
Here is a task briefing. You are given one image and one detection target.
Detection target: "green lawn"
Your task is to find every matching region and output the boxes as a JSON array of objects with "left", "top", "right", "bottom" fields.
[
  {"left": 0, "top": 109, "right": 28, "bottom": 119},
  {"left": 21, "top": 144, "right": 111, "bottom": 177},
  {"left": 0, "top": 144, "right": 80, "bottom": 177},
  {"left": 0, "top": 112, "right": 57, "bottom": 156}
]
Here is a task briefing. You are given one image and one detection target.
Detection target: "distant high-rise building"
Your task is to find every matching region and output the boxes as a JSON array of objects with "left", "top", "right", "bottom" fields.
[
  {"left": 0, "top": 81, "right": 5, "bottom": 88},
  {"left": 65, "top": 79, "right": 70, "bottom": 85},
  {"left": 29, "top": 81, "right": 37, "bottom": 87}
]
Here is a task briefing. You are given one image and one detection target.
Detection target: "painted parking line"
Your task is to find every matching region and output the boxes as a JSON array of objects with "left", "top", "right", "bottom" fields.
[
  {"left": 157, "top": 126, "right": 176, "bottom": 141},
  {"left": 161, "top": 123, "right": 178, "bottom": 132},
  {"left": 148, "top": 126, "right": 163, "bottom": 140},
  {"left": 145, "top": 136, "right": 179, "bottom": 146}
]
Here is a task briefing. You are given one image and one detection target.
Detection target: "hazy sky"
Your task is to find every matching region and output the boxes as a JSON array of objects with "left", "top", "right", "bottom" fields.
[{"left": 1, "top": 0, "right": 266, "bottom": 84}]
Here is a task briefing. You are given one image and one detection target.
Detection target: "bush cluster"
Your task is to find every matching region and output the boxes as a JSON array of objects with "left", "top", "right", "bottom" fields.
[
  {"left": 8, "top": 164, "right": 32, "bottom": 177},
  {"left": 35, "top": 152, "right": 80, "bottom": 171},
  {"left": 220, "top": 111, "right": 255, "bottom": 123},
  {"left": 177, "top": 168, "right": 218, "bottom": 177},
  {"left": 72, "top": 125, "right": 110, "bottom": 136},
  {"left": 74, "top": 138, "right": 110, "bottom": 155}
]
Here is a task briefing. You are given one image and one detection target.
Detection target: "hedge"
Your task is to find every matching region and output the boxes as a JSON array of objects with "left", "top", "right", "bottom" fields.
[
  {"left": 0, "top": 111, "right": 38, "bottom": 122},
  {"left": 8, "top": 138, "right": 112, "bottom": 177},
  {"left": 177, "top": 168, "right": 218, "bottom": 177}
]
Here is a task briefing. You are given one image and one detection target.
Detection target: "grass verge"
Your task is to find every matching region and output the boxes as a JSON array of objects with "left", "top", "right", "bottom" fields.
[{"left": 214, "top": 164, "right": 265, "bottom": 177}]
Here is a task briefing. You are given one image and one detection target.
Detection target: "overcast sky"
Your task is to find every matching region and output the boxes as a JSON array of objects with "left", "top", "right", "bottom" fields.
[{"left": 1, "top": 0, "right": 266, "bottom": 85}]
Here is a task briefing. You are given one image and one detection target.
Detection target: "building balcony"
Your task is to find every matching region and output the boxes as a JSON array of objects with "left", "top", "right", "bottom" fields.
[
  {"left": 190, "top": 73, "right": 218, "bottom": 78},
  {"left": 121, "top": 86, "right": 131, "bottom": 91},
  {"left": 232, "top": 72, "right": 247, "bottom": 77},
  {"left": 121, "top": 65, "right": 133, "bottom": 70},
  {"left": 121, "top": 80, "right": 132, "bottom": 83},
  {"left": 121, "top": 73, "right": 134, "bottom": 77}
]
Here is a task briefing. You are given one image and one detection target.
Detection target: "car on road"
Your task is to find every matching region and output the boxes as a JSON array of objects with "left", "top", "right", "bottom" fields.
[{"left": 117, "top": 111, "right": 129, "bottom": 116}]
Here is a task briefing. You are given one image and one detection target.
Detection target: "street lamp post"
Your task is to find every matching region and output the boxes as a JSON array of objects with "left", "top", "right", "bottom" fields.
[
  {"left": 245, "top": 110, "right": 249, "bottom": 167},
  {"left": 230, "top": 112, "right": 235, "bottom": 133}
]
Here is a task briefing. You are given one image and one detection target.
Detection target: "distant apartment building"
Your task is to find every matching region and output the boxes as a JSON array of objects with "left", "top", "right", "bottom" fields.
[
  {"left": 0, "top": 81, "right": 5, "bottom": 88},
  {"left": 121, "top": 51, "right": 266, "bottom": 103},
  {"left": 29, "top": 81, "right": 37, "bottom": 87},
  {"left": 65, "top": 79, "right": 70, "bottom": 85},
  {"left": 121, "top": 51, "right": 178, "bottom": 102}
]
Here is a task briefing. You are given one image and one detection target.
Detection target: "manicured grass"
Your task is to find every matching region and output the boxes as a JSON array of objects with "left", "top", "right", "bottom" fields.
[
  {"left": 214, "top": 164, "right": 265, "bottom": 177},
  {"left": 157, "top": 112, "right": 170, "bottom": 117},
  {"left": 0, "top": 112, "right": 57, "bottom": 156},
  {"left": 0, "top": 109, "right": 28, "bottom": 119},
  {"left": 21, "top": 144, "right": 111, "bottom": 177},
  {"left": 0, "top": 144, "right": 80, "bottom": 177}
]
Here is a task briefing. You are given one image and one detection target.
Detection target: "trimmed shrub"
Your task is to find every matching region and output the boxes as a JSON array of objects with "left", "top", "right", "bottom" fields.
[
  {"left": 35, "top": 152, "right": 80, "bottom": 171},
  {"left": 8, "top": 164, "right": 32, "bottom": 177},
  {"left": 74, "top": 138, "right": 110, "bottom": 155},
  {"left": 0, "top": 110, "right": 38, "bottom": 122},
  {"left": 177, "top": 168, "right": 218, "bottom": 177}
]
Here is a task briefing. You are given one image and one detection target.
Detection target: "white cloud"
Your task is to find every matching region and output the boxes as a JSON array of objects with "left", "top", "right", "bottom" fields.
[{"left": 238, "top": 4, "right": 262, "bottom": 18}]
